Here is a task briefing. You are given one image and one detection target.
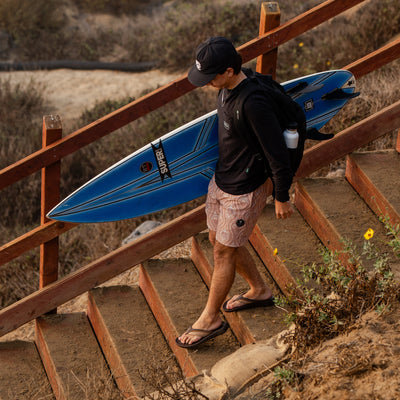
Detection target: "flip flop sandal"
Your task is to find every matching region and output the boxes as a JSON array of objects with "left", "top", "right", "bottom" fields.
[
  {"left": 222, "top": 294, "right": 274, "bottom": 312},
  {"left": 175, "top": 321, "right": 229, "bottom": 348}
]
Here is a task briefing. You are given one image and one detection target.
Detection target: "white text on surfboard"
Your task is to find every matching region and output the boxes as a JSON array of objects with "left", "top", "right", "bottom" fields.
[{"left": 152, "top": 141, "right": 172, "bottom": 182}]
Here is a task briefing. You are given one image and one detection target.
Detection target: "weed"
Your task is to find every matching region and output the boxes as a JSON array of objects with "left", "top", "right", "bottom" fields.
[
  {"left": 379, "top": 216, "right": 400, "bottom": 257},
  {"left": 138, "top": 356, "right": 208, "bottom": 400},
  {"left": 69, "top": 368, "right": 123, "bottom": 400},
  {"left": 279, "top": 223, "right": 399, "bottom": 356}
]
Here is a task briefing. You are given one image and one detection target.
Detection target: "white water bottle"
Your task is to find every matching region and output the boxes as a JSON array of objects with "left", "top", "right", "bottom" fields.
[{"left": 283, "top": 122, "right": 299, "bottom": 149}]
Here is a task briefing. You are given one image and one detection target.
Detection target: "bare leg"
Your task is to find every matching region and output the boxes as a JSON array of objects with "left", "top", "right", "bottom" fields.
[
  {"left": 225, "top": 245, "right": 273, "bottom": 310},
  {"left": 177, "top": 231, "right": 272, "bottom": 345},
  {"left": 177, "top": 232, "right": 236, "bottom": 345}
]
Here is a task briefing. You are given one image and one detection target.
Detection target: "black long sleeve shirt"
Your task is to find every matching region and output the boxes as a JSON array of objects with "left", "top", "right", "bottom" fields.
[{"left": 214, "top": 74, "right": 293, "bottom": 202}]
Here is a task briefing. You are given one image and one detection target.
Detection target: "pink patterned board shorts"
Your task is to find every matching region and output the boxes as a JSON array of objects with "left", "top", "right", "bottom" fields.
[{"left": 205, "top": 176, "right": 269, "bottom": 248}]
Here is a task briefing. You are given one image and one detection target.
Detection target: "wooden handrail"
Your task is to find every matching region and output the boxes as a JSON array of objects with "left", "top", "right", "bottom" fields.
[
  {"left": 296, "top": 100, "right": 400, "bottom": 179},
  {"left": 0, "top": 221, "right": 75, "bottom": 266},
  {"left": 238, "top": 0, "right": 366, "bottom": 62},
  {"left": 1, "top": 99, "right": 399, "bottom": 337},
  {"left": 344, "top": 37, "right": 400, "bottom": 77},
  {"left": 0, "top": 0, "right": 367, "bottom": 191}
]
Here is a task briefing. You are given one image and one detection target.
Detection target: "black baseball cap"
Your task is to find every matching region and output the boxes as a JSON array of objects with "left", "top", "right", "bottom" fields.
[{"left": 188, "top": 37, "right": 240, "bottom": 87}]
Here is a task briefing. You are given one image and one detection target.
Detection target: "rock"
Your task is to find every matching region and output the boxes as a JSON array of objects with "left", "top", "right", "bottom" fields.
[
  {"left": 122, "top": 220, "right": 162, "bottom": 245},
  {"left": 325, "top": 168, "right": 345, "bottom": 179}
]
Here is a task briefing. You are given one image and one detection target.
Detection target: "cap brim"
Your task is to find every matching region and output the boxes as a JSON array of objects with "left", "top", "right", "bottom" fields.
[{"left": 188, "top": 65, "right": 218, "bottom": 87}]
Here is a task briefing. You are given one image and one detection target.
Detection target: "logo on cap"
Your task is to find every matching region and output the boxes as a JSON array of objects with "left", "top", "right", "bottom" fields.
[{"left": 196, "top": 60, "right": 202, "bottom": 71}]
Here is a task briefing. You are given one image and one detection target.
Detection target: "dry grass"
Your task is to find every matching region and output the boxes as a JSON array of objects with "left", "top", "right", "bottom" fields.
[{"left": 138, "top": 356, "right": 208, "bottom": 400}]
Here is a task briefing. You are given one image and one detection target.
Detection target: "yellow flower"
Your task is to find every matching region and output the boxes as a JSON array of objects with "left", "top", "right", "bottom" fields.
[
  {"left": 273, "top": 248, "right": 278, "bottom": 256},
  {"left": 293, "top": 63, "right": 299, "bottom": 69},
  {"left": 364, "top": 228, "right": 374, "bottom": 240},
  {"left": 299, "top": 42, "right": 304, "bottom": 47}
]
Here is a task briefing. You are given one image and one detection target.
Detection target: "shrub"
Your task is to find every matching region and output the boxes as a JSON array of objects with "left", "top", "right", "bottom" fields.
[
  {"left": 0, "top": 0, "right": 66, "bottom": 60},
  {"left": 71, "top": 0, "right": 166, "bottom": 15}
]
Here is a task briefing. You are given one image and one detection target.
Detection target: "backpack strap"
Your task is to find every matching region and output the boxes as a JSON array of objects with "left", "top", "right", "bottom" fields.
[{"left": 233, "top": 71, "right": 307, "bottom": 175}]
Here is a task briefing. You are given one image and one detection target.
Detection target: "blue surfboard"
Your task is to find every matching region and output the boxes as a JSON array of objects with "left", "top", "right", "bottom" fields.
[{"left": 48, "top": 70, "right": 358, "bottom": 223}]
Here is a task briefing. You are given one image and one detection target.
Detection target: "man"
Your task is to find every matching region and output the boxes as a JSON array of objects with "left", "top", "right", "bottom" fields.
[{"left": 176, "top": 37, "right": 294, "bottom": 348}]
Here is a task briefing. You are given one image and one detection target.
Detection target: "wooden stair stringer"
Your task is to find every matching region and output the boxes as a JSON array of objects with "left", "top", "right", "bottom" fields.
[
  {"left": 87, "top": 285, "right": 178, "bottom": 399},
  {"left": 294, "top": 181, "right": 344, "bottom": 253},
  {"left": 346, "top": 152, "right": 400, "bottom": 226},
  {"left": 35, "top": 312, "right": 119, "bottom": 400},
  {"left": 87, "top": 290, "right": 133, "bottom": 398},
  {"left": 249, "top": 224, "right": 300, "bottom": 298},
  {"left": 139, "top": 263, "right": 199, "bottom": 378}
]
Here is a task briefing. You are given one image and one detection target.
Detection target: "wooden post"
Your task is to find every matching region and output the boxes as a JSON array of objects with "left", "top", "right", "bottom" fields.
[
  {"left": 40, "top": 115, "right": 62, "bottom": 307},
  {"left": 256, "top": 2, "right": 281, "bottom": 77}
]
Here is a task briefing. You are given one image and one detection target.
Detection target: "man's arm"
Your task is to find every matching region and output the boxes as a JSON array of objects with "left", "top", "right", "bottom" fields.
[
  {"left": 275, "top": 199, "right": 294, "bottom": 219},
  {"left": 244, "top": 93, "right": 293, "bottom": 203}
]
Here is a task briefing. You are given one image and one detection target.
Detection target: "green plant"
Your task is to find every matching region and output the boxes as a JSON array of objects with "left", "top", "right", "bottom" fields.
[
  {"left": 380, "top": 216, "right": 400, "bottom": 257},
  {"left": 282, "top": 233, "right": 399, "bottom": 356}
]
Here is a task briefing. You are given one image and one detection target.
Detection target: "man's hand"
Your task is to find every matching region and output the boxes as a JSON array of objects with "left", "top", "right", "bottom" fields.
[{"left": 275, "top": 200, "right": 294, "bottom": 219}]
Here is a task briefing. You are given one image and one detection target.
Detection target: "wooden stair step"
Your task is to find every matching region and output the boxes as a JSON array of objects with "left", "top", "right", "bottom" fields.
[
  {"left": 253, "top": 204, "right": 323, "bottom": 288},
  {"left": 295, "top": 178, "right": 400, "bottom": 276},
  {"left": 0, "top": 340, "right": 53, "bottom": 399},
  {"left": 35, "top": 313, "right": 120, "bottom": 400},
  {"left": 346, "top": 151, "right": 400, "bottom": 225},
  {"left": 87, "top": 285, "right": 178, "bottom": 398},
  {"left": 139, "top": 258, "right": 240, "bottom": 377},
  {"left": 192, "top": 234, "right": 287, "bottom": 345}
]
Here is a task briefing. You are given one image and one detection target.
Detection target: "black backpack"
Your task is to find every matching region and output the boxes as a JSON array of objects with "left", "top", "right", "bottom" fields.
[{"left": 233, "top": 69, "right": 311, "bottom": 175}]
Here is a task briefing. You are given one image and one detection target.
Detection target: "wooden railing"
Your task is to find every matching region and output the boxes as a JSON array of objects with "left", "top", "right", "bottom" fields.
[{"left": 1, "top": 0, "right": 400, "bottom": 337}]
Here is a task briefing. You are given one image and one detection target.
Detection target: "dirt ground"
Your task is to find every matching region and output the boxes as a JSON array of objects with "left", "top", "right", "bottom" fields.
[
  {"left": 285, "top": 303, "right": 400, "bottom": 400},
  {"left": 0, "top": 68, "right": 181, "bottom": 128},
  {"left": 238, "top": 302, "right": 400, "bottom": 400}
]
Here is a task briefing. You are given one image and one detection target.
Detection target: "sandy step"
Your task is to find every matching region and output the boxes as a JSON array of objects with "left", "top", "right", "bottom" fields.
[
  {"left": 295, "top": 177, "right": 400, "bottom": 276},
  {"left": 0, "top": 340, "right": 53, "bottom": 400},
  {"left": 254, "top": 204, "right": 323, "bottom": 288},
  {"left": 192, "top": 233, "right": 287, "bottom": 345},
  {"left": 87, "top": 285, "right": 178, "bottom": 398},
  {"left": 139, "top": 258, "right": 240, "bottom": 377},
  {"left": 346, "top": 151, "right": 400, "bottom": 226},
  {"left": 35, "top": 313, "right": 120, "bottom": 400}
]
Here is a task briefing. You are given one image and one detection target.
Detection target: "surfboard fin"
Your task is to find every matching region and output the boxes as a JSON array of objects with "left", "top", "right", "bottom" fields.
[
  {"left": 322, "top": 88, "right": 360, "bottom": 100},
  {"left": 306, "top": 128, "right": 334, "bottom": 141}
]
